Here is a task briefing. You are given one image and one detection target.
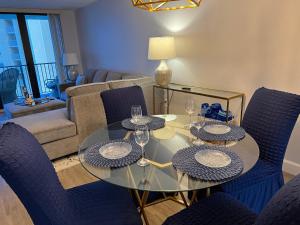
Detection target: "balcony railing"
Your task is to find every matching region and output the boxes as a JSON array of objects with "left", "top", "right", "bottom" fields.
[{"left": 0, "top": 62, "right": 58, "bottom": 98}]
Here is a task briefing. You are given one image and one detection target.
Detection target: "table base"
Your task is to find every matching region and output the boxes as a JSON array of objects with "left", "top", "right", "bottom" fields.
[{"left": 132, "top": 189, "right": 211, "bottom": 225}]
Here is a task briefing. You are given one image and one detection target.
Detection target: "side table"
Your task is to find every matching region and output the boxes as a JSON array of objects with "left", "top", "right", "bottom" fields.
[{"left": 153, "top": 83, "right": 245, "bottom": 124}]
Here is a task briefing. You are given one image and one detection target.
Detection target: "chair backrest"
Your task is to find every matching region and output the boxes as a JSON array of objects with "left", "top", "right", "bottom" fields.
[
  {"left": 242, "top": 87, "right": 300, "bottom": 168},
  {"left": 0, "top": 123, "right": 75, "bottom": 225},
  {"left": 0, "top": 68, "right": 19, "bottom": 104},
  {"left": 101, "top": 85, "right": 148, "bottom": 124},
  {"left": 255, "top": 174, "right": 300, "bottom": 225}
]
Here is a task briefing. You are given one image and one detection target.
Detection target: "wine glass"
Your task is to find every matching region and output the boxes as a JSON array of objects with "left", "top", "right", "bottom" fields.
[
  {"left": 185, "top": 98, "right": 195, "bottom": 128},
  {"left": 192, "top": 109, "right": 206, "bottom": 146},
  {"left": 131, "top": 105, "right": 142, "bottom": 123},
  {"left": 134, "top": 125, "right": 150, "bottom": 167}
]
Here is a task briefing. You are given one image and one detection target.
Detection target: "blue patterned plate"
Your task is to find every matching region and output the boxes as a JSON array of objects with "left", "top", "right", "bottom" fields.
[
  {"left": 172, "top": 145, "right": 244, "bottom": 182},
  {"left": 84, "top": 140, "right": 142, "bottom": 168},
  {"left": 191, "top": 121, "right": 246, "bottom": 142},
  {"left": 122, "top": 116, "right": 165, "bottom": 130}
]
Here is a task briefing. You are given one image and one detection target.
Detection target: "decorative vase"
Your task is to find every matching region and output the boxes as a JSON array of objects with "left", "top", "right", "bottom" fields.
[{"left": 155, "top": 69, "right": 172, "bottom": 87}]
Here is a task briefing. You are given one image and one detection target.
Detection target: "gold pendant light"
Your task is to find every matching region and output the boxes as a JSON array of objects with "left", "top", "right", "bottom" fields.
[{"left": 131, "top": 0, "right": 203, "bottom": 12}]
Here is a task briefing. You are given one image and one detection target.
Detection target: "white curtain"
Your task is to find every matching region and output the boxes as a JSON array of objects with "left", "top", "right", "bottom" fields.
[{"left": 48, "top": 14, "right": 66, "bottom": 83}]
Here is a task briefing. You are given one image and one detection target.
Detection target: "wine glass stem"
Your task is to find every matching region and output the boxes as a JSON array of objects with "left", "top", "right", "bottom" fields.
[{"left": 189, "top": 115, "right": 192, "bottom": 126}]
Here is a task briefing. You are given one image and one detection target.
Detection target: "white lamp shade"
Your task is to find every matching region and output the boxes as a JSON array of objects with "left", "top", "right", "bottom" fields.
[
  {"left": 148, "top": 36, "right": 176, "bottom": 60},
  {"left": 63, "top": 53, "right": 79, "bottom": 66}
]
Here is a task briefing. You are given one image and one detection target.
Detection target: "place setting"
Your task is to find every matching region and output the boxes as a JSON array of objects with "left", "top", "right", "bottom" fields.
[
  {"left": 121, "top": 105, "right": 165, "bottom": 130},
  {"left": 170, "top": 99, "right": 246, "bottom": 182}
]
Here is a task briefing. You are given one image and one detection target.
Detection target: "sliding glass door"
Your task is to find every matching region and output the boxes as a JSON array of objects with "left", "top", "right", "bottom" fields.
[{"left": 0, "top": 13, "right": 59, "bottom": 108}]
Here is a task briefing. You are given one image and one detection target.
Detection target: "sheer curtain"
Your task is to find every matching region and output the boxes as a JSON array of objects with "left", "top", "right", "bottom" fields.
[{"left": 48, "top": 14, "right": 66, "bottom": 83}]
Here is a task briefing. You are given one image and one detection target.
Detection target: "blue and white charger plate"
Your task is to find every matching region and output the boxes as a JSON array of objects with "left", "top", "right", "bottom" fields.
[
  {"left": 191, "top": 121, "right": 246, "bottom": 142},
  {"left": 122, "top": 116, "right": 165, "bottom": 130},
  {"left": 172, "top": 145, "right": 244, "bottom": 182},
  {"left": 84, "top": 140, "right": 142, "bottom": 168}
]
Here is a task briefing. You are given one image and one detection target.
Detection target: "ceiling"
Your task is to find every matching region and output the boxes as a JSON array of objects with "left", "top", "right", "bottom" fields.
[{"left": 0, "top": 0, "right": 97, "bottom": 10}]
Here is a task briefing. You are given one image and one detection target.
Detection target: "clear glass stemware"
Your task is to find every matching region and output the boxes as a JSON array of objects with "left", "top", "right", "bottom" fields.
[
  {"left": 134, "top": 125, "right": 150, "bottom": 167},
  {"left": 185, "top": 98, "right": 195, "bottom": 128},
  {"left": 131, "top": 105, "right": 142, "bottom": 123}
]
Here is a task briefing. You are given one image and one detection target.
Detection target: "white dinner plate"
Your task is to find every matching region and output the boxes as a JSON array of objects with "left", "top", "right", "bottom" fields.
[
  {"left": 153, "top": 114, "right": 177, "bottom": 122},
  {"left": 195, "top": 150, "right": 232, "bottom": 168},
  {"left": 130, "top": 116, "right": 152, "bottom": 125},
  {"left": 203, "top": 124, "right": 231, "bottom": 135},
  {"left": 99, "top": 142, "right": 132, "bottom": 160}
]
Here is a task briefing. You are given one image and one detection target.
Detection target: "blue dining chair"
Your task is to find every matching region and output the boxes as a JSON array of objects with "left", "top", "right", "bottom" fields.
[
  {"left": 163, "top": 174, "right": 300, "bottom": 225},
  {"left": 101, "top": 85, "right": 148, "bottom": 124},
  {"left": 219, "top": 87, "right": 300, "bottom": 213},
  {"left": 0, "top": 123, "right": 142, "bottom": 225}
]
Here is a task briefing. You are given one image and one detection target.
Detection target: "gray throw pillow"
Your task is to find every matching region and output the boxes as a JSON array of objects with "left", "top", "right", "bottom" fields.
[
  {"left": 76, "top": 74, "right": 87, "bottom": 86},
  {"left": 106, "top": 71, "right": 122, "bottom": 81},
  {"left": 93, "top": 70, "right": 108, "bottom": 83}
]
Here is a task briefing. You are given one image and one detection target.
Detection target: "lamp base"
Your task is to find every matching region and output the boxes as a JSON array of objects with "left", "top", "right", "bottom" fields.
[
  {"left": 155, "top": 69, "right": 172, "bottom": 87},
  {"left": 67, "top": 66, "right": 78, "bottom": 82}
]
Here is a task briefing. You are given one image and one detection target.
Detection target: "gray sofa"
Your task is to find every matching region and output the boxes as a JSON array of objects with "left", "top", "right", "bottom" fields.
[{"left": 10, "top": 69, "right": 154, "bottom": 160}]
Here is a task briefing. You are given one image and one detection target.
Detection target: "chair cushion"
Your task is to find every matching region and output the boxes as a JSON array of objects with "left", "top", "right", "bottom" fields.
[
  {"left": 9, "top": 108, "right": 76, "bottom": 144},
  {"left": 68, "top": 181, "right": 142, "bottom": 225},
  {"left": 163, "top": 193, "right": 257, "bottom": 225},
  {"left": 92, "top": 70, "right": 108, "bottom": 83},
  {"left": 105, "top": 71, "right": 122, "bottom": 81}
]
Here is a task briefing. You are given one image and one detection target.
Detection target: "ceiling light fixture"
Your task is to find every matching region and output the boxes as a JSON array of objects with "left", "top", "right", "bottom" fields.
[{"left": 131, "top": 0, "right": 203, "bottom": 12}]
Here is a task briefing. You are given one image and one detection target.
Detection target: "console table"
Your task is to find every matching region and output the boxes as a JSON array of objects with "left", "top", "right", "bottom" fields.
[{"left": 153, "top": 83, "right": 245, "bottom": 124}]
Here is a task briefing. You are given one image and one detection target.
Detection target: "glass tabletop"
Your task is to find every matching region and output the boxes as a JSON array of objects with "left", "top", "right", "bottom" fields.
[{"left": 78, "top": 115, "right": 259, "bottom": 192}]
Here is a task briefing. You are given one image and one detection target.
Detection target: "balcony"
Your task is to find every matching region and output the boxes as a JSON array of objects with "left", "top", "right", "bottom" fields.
[{"left": 0, "top": 62, "right": 58, "bottom": 98}]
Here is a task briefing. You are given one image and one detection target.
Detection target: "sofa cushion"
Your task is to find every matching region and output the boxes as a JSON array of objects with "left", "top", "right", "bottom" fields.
[
  {"left": 93, "top": 70, "right": 108, "bottom": 83},
  {"left": 122, "top": 73, "right": 143, "bottom": 80},
  {"left": 9, "top": 108, "right": 76, "bottom": 145},
  {"left": 105, "top": 71, "right": 122, "bottom": 81}
]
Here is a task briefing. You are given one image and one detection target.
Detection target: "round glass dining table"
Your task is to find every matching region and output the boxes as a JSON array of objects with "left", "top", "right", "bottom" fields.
[{"left": 78, "top": 115, "right": 259, "bottom": 224}]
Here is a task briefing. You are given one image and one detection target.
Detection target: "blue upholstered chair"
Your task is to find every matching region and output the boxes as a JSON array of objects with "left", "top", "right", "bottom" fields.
[
  {"left": 0, "top": 68, "right": 19, "bottom": 104},
  {"left": 101, "top": 85, "right": 148, "bottom": 124},
  {"left": 164, "top": 174, "right": 300, "bottom": 225},
  {"left": 220, "top": 87, "right": 300, "bottom": 213},
  {"left": 0, "top": 123, "right": 142, "bottom": 225}
]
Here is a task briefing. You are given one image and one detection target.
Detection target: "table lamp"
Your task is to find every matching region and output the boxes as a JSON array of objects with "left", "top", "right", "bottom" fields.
[
  {"left": 148, "top": 36, "right": 176, "bottom": 87},
  {"left": 63, "top": 53, "right": 79, "bottom": 82}
]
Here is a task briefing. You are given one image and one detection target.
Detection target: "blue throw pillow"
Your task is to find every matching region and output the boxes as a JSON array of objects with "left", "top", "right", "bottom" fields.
[{"left": 76, "top": 74, "right": 86, "bottom": 86}]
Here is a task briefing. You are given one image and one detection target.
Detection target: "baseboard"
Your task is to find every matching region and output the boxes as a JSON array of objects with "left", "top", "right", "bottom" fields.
[{"left": 283, "top": 160, "right": 300, "bottom": 175}]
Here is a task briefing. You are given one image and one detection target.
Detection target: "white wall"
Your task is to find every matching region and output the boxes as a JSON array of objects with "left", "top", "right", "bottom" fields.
[{"left": 76, "top": 0, "right": 300, "bottom": 174}]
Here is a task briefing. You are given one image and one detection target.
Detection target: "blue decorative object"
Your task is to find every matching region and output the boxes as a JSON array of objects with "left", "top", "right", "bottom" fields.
[
  {"left": 220, "top": 87, "right": 300, "bottom": 213},
  {"left": 190, "top": 121, "right": 246, "bottom": 142},
  {"left": 201, "top": 103, "right": 234, "bottom": 122},
  {"left": 0, "top": 123, "right": 142, "bottom": 225},
  {"left": 84, "top": 139, "right": 142, "bottom": 168},
  {"left": 163, "top": 174, "right": 300, "bottom": 225},
  {"left": 172, "top": 145, "right": 243, "bottom": 182},
  {"left": 122, "top": 116, "right": 165, "bottom": 131},
  {"left": 101, "top": 85, "right": 148, "bottom": 124}
]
